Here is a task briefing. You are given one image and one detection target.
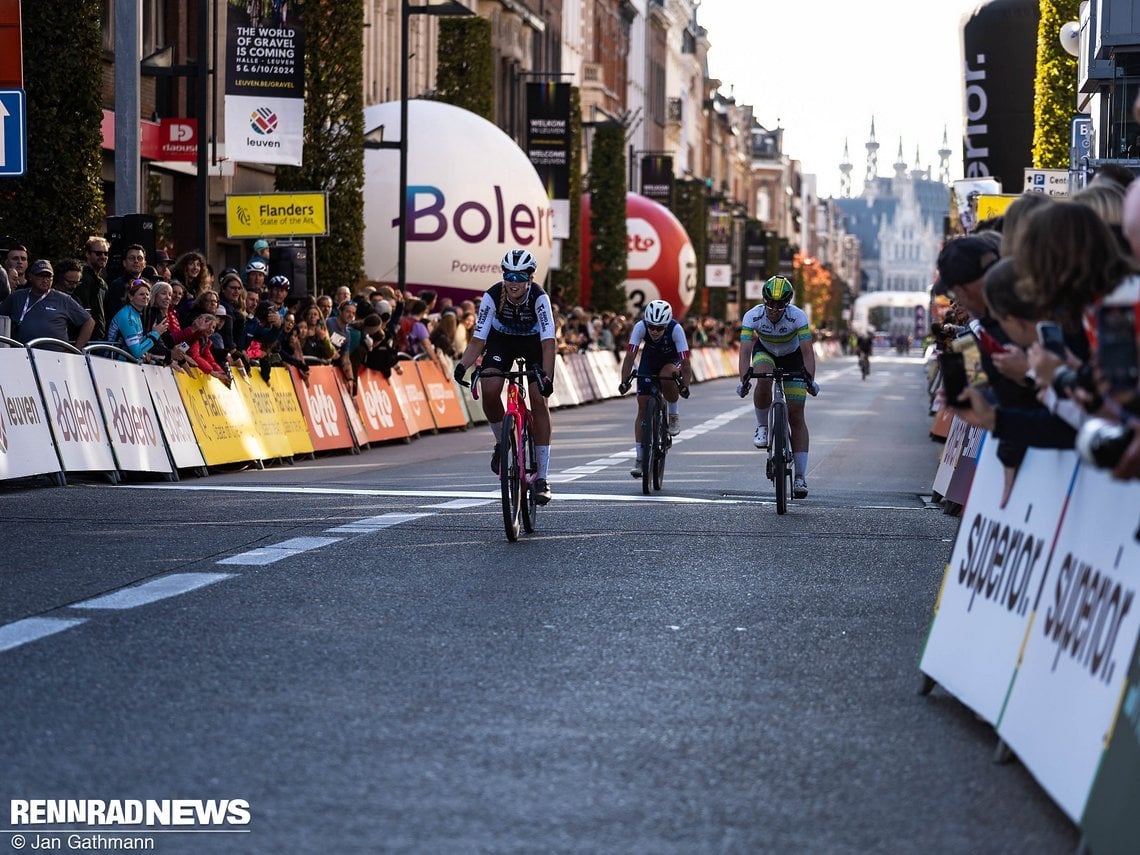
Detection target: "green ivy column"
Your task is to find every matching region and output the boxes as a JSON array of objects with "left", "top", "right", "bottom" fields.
[
  {"left": 437, "top": 18, "right": 494, "bottom": 121},
  {"left": 587, "top": 123, "right": 629, "bottom": 313},
  {"left": 671, "top": 179, "right": 708, "bottom": 317},
  {"left": 1033, "top": 0, "right": 1081, "bottom": 169}
]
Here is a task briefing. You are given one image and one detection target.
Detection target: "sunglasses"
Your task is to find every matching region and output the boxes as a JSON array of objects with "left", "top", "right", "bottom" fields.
[
  {"left": 647, "top": 323, "right": 666, "bottom": 332},
  {"left": 503, "top": 272, "right": 530, "bottom": 283},
  {"left": 87, "top": 249, "right": 108, "bottom": 256},
  {"left": 764, "top": 299, "right": 789, "bottom": 309}
]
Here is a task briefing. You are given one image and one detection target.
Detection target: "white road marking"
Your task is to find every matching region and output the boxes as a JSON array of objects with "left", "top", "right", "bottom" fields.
[
  {"left": 325, "top": 512, "right": 432, "bottom": 533},
  {"left": 0, "top": 617, "right": 87, "bottom": 652},
  {"left": 423, "top": 498, "right": 496, "bottom": 509},
  {"left": 217, "top": 536, "right": 343, "bottom": 566},
  {"left": 72, "top": 573, "right": 234, "bottom": 609}
]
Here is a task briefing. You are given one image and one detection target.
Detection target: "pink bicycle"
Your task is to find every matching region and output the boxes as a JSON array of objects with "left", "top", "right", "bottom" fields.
[{"left": 467, "top": 359, "right": 540, "bottom": 542}]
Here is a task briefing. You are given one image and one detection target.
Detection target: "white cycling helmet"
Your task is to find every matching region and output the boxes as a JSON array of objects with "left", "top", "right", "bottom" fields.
[
  {"left": 501, "top": 248, "right": 538, "bottom": 274},
  {"left": 644, "top": 299, "right": 672, "bottom": 326}
]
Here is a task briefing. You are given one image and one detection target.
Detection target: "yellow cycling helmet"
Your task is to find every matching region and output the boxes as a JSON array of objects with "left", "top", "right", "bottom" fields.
[{"left": 762, "top": 275, "right": 794, "bottom": 304}]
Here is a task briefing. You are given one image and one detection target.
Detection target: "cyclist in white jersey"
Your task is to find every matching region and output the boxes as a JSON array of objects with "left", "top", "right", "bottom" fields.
[
  {"left": 453, "top": 249, "right": 557, "bottom": 505},
  {"left": 736, "top": 275, "right": 818, "bottom": 498}
]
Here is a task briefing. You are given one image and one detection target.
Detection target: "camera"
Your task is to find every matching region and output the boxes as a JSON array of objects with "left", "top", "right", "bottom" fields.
[
  {"left": 1052, "top": 363, "right": 1100, "bottom": 406},
  {"left": 1076, "top": 417, "right": 1135, "bottom": 469}
]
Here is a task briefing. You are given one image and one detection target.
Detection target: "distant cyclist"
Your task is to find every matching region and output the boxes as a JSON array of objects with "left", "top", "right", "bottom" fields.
[
  {"left": 453, "top": 249, "right": 556, "bottom": 505},
  {"left": 618, "top": 299, "right": 692, "bottom": 478},
  {"left": 736, "top": 275, "right": 818, "bottom": 498},
  {"left": 856, "top": 331, "right": 873, "bottom": 376}
]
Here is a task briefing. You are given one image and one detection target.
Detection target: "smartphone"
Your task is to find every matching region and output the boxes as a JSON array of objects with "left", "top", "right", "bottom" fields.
[
  {"left": 1098, "top": 304, "right": 1139, "bottom": 391},
  {"left": 938, "top": 351, "right": 970, "bottom": 408},
  {"left": 1037, "top": 322, "right": 1067, "bottom": 358},
  {"left": 176, "top": 341, "right": 191, "bottom": 353}
]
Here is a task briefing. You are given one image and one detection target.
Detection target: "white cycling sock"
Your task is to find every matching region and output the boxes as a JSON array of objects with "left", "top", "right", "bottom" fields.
[
  {"left": 536, "top": 445, "right": 550, "bottom": 478},
  {"left": 794, "top": 452, "right": 808, "bottom": 479},
  {"left": 755, "top": 406, "right": 769, "bottom": 428},
  {"left": 668, "top": 400, "right": 679, "bottom": 416}
]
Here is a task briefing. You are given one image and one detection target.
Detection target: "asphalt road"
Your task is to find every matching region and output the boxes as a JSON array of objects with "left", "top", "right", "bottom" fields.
[{"left": 0, "top": 352, "right": 1079, "bottom": 854}]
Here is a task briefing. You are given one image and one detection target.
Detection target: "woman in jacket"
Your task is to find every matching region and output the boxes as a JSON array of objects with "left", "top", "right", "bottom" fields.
[{"left": 107, "top": 279, "right": 167, "bottom": 360}]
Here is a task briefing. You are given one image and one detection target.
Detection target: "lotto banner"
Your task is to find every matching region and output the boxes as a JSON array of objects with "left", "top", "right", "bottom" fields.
[
  {"left": 354, "top": 368, "right": 411, "bottom": 443},
  {"left": 0, "top": 348, "right": 62, "bottom": 482},
  {"left": 28, "top": 350, "right": 117, "bottom": 476},
  {"left": 87, "top": 357, "right": 172, "bottom": 475},
  {"left": 996, "top": 464, "right": 1140, "bottom": 821},
  {"left": 918, "top": 439, "right": 1078, "bottom": 723},
  {"left": 140, "top": 365, "right": 207, "bottom": 471},
  {"left": 388, "top": 364, "right": 435, "bottom": 436},
  {"left": 416, "top": 360, "right": 467, "bottom": 430},
  {"left": 289, "top": 366, "right": 356, "bottom": 452},
  {"left": 174, "top": 369, "right": 268, "bottom": 466}
]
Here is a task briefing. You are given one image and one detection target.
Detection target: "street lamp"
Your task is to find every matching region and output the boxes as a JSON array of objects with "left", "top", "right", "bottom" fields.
[{"left": 389, "top": 0, "right": 475, "bottom": 293}]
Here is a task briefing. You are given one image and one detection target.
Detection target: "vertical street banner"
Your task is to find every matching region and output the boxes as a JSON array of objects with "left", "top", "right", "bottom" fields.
[
  {"left": 640, "top": 154, "right": 673, "bottom": 207},
  {"left": 224, "top": 0, "right": 304, "bottom": 166},
  {"left": 526, "top": 82, "right": 571, "bottom": 238}
]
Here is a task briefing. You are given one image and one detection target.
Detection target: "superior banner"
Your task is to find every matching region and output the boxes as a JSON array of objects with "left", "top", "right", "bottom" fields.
[{"left": 224, "top": 0, "right": 305, "bottom": 165}]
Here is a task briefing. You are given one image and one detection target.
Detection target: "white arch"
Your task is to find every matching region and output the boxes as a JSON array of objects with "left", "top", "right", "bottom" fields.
[{"left": 851, "top": 291, "right": 929, "bottom": 333}]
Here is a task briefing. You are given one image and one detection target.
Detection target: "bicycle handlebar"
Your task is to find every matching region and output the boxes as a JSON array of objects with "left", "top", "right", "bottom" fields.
[
  {"left": 461, "top": 363, "right": 548, "bottom": 401},
  {"left": 620, "top": 369, "right": 690, "bottom": 398},
  {"left": 738, "top": 367, "right": 818, "bottom": 397}
]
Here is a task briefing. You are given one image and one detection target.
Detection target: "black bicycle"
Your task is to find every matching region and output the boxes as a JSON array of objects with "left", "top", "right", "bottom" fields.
[
  {"left": 740, "top": 366, "right": 815, "bottom": 514},
  {"left": 622, "top": 370, "right": 689, "bottom": 495}
]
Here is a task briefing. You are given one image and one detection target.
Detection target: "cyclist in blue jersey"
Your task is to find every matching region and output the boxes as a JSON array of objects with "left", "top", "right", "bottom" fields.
[
  {"left": 618, "top": 299, "right": 692, "bottom": 478},
  {"left": 453, "top": 249, "right": 557, "bottom": 505},
  {"left": 737, "top": 276, "right": 818, "bottom": 498}
]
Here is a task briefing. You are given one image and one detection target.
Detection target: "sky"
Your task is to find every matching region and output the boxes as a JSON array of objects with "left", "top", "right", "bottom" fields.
[{"left": 697, "top": 0, "right": 991, "bottom": 199}]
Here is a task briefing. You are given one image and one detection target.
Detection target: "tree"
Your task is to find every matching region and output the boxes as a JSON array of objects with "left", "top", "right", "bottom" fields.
[
  {"left": 671, "top": 180, "right": 707, "bottom": 316},
  {"left": 549, "top": 87, "right": 583, "bottom": 307},
  {"left": 1033, "top": 0, "right": 1081, "bottom": 169},
  {"left": 436, "top": 18, "right": 494, "bottom": 121},
  {"left": 585, "top": 123, "right": 628, "bottom": 313},
  {"left": 276, "top": 0, "right": 365, "bottom": 293},
  {"left": 0, "top": 0, "right": 104, "bottom": 258}
]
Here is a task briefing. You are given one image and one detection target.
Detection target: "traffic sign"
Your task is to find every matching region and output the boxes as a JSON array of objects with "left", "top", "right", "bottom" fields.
[
  {"left": 1070, "top": 114, "right": 1093, "bottom": 170},
  {"left": 0, "top": 88, "right": 26, "bottom": 177}
]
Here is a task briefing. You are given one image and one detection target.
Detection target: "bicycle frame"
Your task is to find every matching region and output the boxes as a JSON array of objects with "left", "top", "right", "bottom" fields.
[
  {"left": 470, "top": 359, "right": 539, "bottom": 541},
  {"left": 742, "top": 366, "right": 809, "bottom": 515},
  {"left": 632, "top": 369, "right": 687, "bottom": 494}
]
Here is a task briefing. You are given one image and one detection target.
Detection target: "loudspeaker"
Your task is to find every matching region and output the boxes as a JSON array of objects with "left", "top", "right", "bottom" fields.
[
  {"left": 269, "top": 240, "right": 308, "bottom": 297},
  {"left": 105, "top": 214, "right": 157, "bottom": 283}
]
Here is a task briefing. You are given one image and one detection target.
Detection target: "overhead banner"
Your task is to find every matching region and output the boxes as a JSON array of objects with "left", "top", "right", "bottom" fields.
[
  {"left": 525, "top": 82, "right": 570, "bottom": 201},
  {"left": 640, "top": 154, "right": 673, "bottom": 207},
  {"left": 224, "top": 1, "right": 305, "bottom": 165}
]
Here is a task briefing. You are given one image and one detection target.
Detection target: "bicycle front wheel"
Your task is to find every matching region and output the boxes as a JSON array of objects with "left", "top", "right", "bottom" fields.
[
  {"left": 521, "top": 420, "right": 537, "bottom": 533},
  {"left": 652, "top": 400, "right": 667, "bottom": 491},
  {"left": 771, "top": 401, "right": 788, "bottom": 515},
  {"left": 641, "top": 397, "right": 658, "bottom": 495},
  {"left": 500, "top": 413, "right": 521, "bottom": 541}
]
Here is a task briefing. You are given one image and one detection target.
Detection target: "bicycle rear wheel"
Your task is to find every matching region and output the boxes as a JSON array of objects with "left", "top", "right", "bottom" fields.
[
  {"left": 641, "top": 397, "right": 658, "bottom": 495},
  {"left": 771, "top": 401, "right": 788, "bottom": 515},
  {"left": 521, "top": 420, "right": 537, "bottom": 533},
  {"left": 500, "top": 413, "right": 521, "bottom": 541},
  {"left": 652, "top": 400, "right": 666, "bottom": 491}
]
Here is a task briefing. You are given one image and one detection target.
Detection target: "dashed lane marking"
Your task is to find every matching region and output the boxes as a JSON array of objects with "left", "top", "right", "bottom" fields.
[
  {"left": 216, "top": 536, "right": 343, "bottom": 566},
  {"left": 72, "top": 572, "right": 235, "bottom": 608},
  {"left": 0, "top": 617, "right": 87, "bottom": 653}
]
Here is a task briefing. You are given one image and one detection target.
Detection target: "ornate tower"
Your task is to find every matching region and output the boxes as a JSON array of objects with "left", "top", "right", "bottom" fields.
[
  {"left": 893, "top": 138, "right": 908, "bottom": 180},
  {"left": 839, "top": 138, "right": 853, "bottom": 198},
  {"left": 864, "top": 116, "right": 879, "bottom": 187},
  {"left": 938, "top": 126, "right": 952, "bottom": 185},
  {"left": 911, "top": 146, "right": 926, "bottom": 181}
]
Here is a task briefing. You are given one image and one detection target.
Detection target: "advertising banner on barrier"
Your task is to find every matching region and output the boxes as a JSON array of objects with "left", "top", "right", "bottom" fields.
[
  {"left": 29, "top": 350, "right": 117, "bottom": 475},
  {"left": 996, "top": 465, "right": 1140, "bottom": 821},
  {"left": 944, "top": 422, "right": 984, "bottom": 505},
  {"left": 0, "top": 348, "right": 61, "bottom": 482},
  {"left": 333, "top": 372, "right": 368, "bottom": 447},
  {"left": 932, "top": 415, "right": 969, "bottom": 497},
  {"left": 174, "top": 370, "right": 268, "bottom": 466},
  {"left": 140, "top": 365, "right": 207, "bottom": 470},
  {"left": 919, "top": 440, "right": 1078, "bottom": 723},
  {"left": 267, "top": 367, "right": 314, "bottom": 456},
  {"left": 1080, "top": 634, "right": 1140, "bottom": 853},
  {"left": 550, "top": 355, "right": 579, "bottom": 409},
  {"left": 416, "top": 360, "right": 467, "bottom": 430},
  {"left": 87, "top": 357, "right": 172, "bottom": 475},
  {"left": 388, "top": 364, "right": 435, "bottom": 436},
  {"left": 233, "top": 370, "right": 293, "bottom": 461},
  {"left": 289, "top": 365, "right": 356, "bottom": 452},
  {"left": 355, "top": 368, "right": 411, "bottom": 443}
]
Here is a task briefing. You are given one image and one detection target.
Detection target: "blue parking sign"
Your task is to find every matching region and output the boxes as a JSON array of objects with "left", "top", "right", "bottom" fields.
[{"left": 0, "top": 89, "right": 26, "bottom": 177}]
